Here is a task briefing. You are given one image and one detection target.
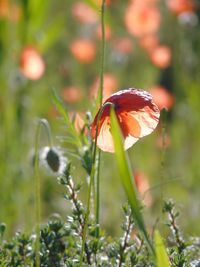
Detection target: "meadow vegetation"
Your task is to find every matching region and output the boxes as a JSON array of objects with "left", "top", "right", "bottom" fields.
[{"left": 0, "top": 0, "right": 200, "bottom": 266}]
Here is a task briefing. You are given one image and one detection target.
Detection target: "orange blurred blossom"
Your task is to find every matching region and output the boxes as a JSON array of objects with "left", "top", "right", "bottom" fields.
[
  {"left": 62, "top": 86, "right": 83, "bottom": 104},
  {"left": 20, "top": 46, "right": 45, "bottom": 80},
  {"left": 90, "top": 73, "right": 118, "bottom": 102},
  {"left": 149, "top": 86, "right": 175, "bottom": 110},
  {"left": 139, "top": 34, "right": 159, "bottom": 53},
  {"left": 134, "top": 170, "right": 153, "bottom": 207},
  {"left": 0, "top": 0, "right": 9, "bottom": 18},
  {"left": 149, "top": 45, "right": 171, "bottom": 69},
  {"left": 131, "top": 0, "right": 159, "bottom": 3},
  {"left": 71, "top": 2, "right": 98, "bottom": 24},
  {"left": 112, "top": 37, "right": 133, "bottom": 54},
  {"left": 96, "top": 24, "right": 112, "bottom": 41},
  {"left": 0, "top": 0, "right": 21, "bottom": 21},
  {"left": 94, "top": 0, "right": 111, "bottom": 6},
  {"left": 70, "top": 39, "right": 96, "bottom": 64},
  {"left": 69, "top": 112, "right": 85, "bottom": 134},
  {"left": 166, "top": 0, "right": 196, "bottom": 15},
  {"left": 124, "top": 2, "right": 161, "bottom": 37}
]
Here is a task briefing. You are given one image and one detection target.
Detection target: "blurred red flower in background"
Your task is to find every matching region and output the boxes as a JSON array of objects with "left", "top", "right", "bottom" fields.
[
  {"left": 166, "top": 0, "right": 196, "bottom": 15},
  {"left": 124, "top": 2, "right": 161, "bottom": 37},
  {"left": 62, "top": 86, "right": 83, "bottom": 104},
  {"left": 90, "top": 73, "right": 118, "bottom": 102},
  {"left": 69, "top": 112, "right": 85, "bottom": 134},
  {"left": 91, "top": 88, "right": 160, "bottom": 152},
  {"left": 139, "top": 34, "right": 159, "bottom": 53},
  {"left": 112, "top": 37, "right": 133, "bottom": 54},
  {"left": 95, "top": 0, "right": 111, "bottom": 6},
  {"left": 70, "top": 39, "right": 96, "bottom": 64},
  {"left": 149, "top": 45, "right": 171, "bottom": 68},
  {"left": 71, "top": 2, "right": 98, "bottom": 24},
  {"left": 0, "top": 0, "right": 21, "bottom": 21},
  {"left": 142, "top": 0, "right": 159, "bottom": 4},
  {"left": 134, "top": 170, "right": 153, "bottom": 207},
  {"left": 96, "top": 24, "right": 112, "bottom": 41},
  {"left": 20, "top": 46, "right": 45, "bottom": 80},
  {"left": 0, "top": 0, "right": 8, "bottom": 18},
  {"left": 149, "top": 85, "right": 175, "bottom": 110}
]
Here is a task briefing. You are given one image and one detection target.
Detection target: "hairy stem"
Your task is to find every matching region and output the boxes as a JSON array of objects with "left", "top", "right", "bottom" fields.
[
  {"left": 34, "top": 119, "right": 54, "bottom": 267},
  {"left": 118, "top": 214, "right": 133, "bottom": 267}
]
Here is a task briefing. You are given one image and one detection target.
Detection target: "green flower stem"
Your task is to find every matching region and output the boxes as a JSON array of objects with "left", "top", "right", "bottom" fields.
[
  {"left": 160, "top": 108, "right": 168, "bottom": 220},
  {"left": 95, "top": 0, "right": 106, "bottom": 239},
  {"left": 39, "top": 118, "right": 54, "bottom": 148},
  {"left": 80, "top": 102, "right": 113, "bottom": 266},
  {"left": 34, "top": 119, "right": 53, "bottom": 267},
  {"left": 98, "top": 0, "right": 106, "bottom": 106},
  {"left": 80, "top": 1, "right": 106, "bottom": 263},
  {"left": 34, "top": 124, "right": 42, "bottom": 267}
]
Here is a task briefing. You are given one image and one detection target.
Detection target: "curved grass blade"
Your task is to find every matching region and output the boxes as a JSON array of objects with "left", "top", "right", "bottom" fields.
[
  {"left": 154, "top": 230, "right": 171, "bottom": 267},
  {"left": 110, "top": 108, "right": 154, "bottom": 255}
]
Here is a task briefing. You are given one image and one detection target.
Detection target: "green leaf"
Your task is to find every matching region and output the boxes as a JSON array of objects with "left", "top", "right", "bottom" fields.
[
  {"left": 154, "top": 230, "right": 171, "bottom": 267},
  {"left": 52, "top": 90, "right": 82, "bottom": 147},
  {"left": 110, "top": 108, "right": 154, "bottom": 255}
]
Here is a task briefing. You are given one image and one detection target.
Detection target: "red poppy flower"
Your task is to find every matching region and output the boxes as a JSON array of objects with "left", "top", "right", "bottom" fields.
[{"left": 91, "top": 88, "right": 160, "bottom": 153}]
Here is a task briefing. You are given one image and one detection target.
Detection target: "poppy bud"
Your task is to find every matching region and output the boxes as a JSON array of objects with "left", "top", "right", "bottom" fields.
[
  {"left": 40, "top": 146, "right": 67, "bottom": 174},
  {"left": 46, "top": 148, "right": 60, "bottom": 172}
]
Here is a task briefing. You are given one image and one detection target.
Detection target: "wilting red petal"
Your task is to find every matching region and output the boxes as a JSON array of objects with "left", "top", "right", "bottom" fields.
[
  {"left": 92, "top": 116, "right": 115, "bottom": 152},
  {"left": 91, "top": 88, "right": 160, "bottom": 153},
  {"left": 119, "top": 112, "right": 141, "bottom": 138}
]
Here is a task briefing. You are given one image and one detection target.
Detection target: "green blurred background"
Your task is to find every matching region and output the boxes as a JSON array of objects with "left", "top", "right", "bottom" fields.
[{"left": 1, "top": 0, "right": 200, "bottom": 238}]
